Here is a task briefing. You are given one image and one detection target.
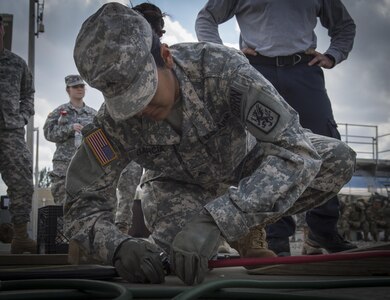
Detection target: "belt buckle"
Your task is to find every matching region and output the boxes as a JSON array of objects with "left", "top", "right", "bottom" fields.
[
  {"left": 276, "top": 54, "right": 302, "bottom": 67},
  {"left": 276, "top": 56, "right": 285, "bottom": 67},
  {"left": 292, "top": 54, "right": 302, "bottom": 66}
]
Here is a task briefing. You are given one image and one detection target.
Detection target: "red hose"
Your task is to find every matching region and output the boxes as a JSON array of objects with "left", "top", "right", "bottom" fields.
[{"left": 209, "top": 250, "right": 390, "bottom": 268}]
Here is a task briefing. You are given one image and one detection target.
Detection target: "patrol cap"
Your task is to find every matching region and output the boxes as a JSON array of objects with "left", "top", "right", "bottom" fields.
[
  {"left": 73, "top": 2, "right": 157, "bottom": 121},
  {"left": 65, "top": 75, "right": 85, "bottom": 87}
]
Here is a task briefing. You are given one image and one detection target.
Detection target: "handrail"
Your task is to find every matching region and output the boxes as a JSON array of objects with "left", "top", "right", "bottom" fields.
[{"left": 337, "top": 123, "right": 390, "bottom": 160}]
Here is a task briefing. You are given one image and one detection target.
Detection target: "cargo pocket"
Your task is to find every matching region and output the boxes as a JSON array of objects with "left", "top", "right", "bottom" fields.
[{"left": 327, "top": 118, "right": 341, "bottom": 140}]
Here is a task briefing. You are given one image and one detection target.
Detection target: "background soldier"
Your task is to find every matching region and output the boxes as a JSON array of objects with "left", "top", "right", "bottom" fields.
[
  {"left": 0, "top": 15, "right": 36, "bottom": 253},
  {"left": 339, "top": 198, "right": 369, "bottom": 241},
  {"left": 366, "top": 194, "right": 390, "bottom": 241},
  {"left": 43, "top": 75, "right": 97, "bottom": 205}
]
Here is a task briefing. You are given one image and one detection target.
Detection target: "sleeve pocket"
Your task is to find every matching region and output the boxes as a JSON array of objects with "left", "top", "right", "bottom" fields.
[{"left": 65, "top": 143, "right": 105, "bottom": 197}]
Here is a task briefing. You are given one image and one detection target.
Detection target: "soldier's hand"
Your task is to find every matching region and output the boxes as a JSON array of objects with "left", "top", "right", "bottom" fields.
[
  {"left": 113, "top": 238, "right": 167, "bottom": 284},
  {"left": 73, "top": 123, "right": 83, "bottom": 132},
  {"left": 171, "top": 209, "right": 221, "bottom": 285}
]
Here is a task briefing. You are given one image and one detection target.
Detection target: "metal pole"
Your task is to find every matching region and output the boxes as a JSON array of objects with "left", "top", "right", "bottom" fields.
[
  {"left": 28, "top": 0, "right": 37, "bottom": 239},
  {"left": 375, "top": 125, "right": 379, "bottom": 161},
  {"left": 32, "top": 128, "right": 39, "bottom": 239},
  {"left": 27, "top": 0, "right": 36, "bottom": 162},
  {"left": 34, "top": 128, "right": 39, "bottom": 188}
]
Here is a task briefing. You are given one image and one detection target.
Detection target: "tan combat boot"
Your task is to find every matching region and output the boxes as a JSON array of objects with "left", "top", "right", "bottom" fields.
[
  {"left": 231, "top": 226, "right": 276, "bottom": 269},
  {"left": 301, "top": 241, "right": 323, "bottom": 255},
  {"left": 0, "top": 223, "right": 14, "bottom": 243},
  {"left": 218, "top": 239, "right": 234, "bottom": 253},
  {"left": 301, "top": 227, "right": 323, "bottom": 255},
  {"left": 217, "top": 238, "right": 239, "bottom": 258},
  {"left": 10, "top": 223, "right": 37, "bottom": 254}
]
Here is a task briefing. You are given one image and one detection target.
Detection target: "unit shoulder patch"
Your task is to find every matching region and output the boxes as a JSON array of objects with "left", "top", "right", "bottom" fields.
[{"left": 246, "top": 102, "right": 280, "bottom": 134}]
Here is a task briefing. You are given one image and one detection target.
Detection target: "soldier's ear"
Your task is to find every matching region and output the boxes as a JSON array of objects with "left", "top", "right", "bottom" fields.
[{"left": 160, "top": 43, "right": 173, "bottom": 68}]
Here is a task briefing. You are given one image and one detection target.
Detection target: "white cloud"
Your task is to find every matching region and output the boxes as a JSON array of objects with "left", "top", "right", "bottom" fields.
[
  {"left": 374, "top": 0, "right": 390, "bottom": 18},
  {"left": 34, "top": 96, "right": 55, "bottom": 170},
  {"left": 162, "top": 16, "right": 197, "bottom": 44}
]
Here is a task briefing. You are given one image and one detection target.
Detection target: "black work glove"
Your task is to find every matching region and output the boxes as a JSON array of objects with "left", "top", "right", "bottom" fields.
[
  {"left": 171, "top": 209, "right": 221, "bottom": 285},
  {"left": 113, "top": 238, "right": 167, "bottom": 283}
]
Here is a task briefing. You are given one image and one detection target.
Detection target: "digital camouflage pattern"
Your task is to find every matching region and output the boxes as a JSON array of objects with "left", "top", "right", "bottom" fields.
[
  {"left": 0, "top": 49, "right": 34, "bottom": 129},
  {"left": 0, "top": 49, "right": 34, "bottom": 225},
  {"left": 65, "top": 39, "right": 356, "bottom": 264},
  {"left": 65, "top": 74, "right": 84, "bottom": 87},
  {"left": 339, "top": 199, "right": 369, "bottom": 241},
  {"left": 73, "top": 3, "right": 157, "bottom": 121},
  {"left": 43, "top": 102, "right": 96, "bottom": 205},
  {"left": 115, "top": 161, "right": 143, "bottom": 227},
  {"left": 366, "top": 198, "right": 390, "bottom": 241}
]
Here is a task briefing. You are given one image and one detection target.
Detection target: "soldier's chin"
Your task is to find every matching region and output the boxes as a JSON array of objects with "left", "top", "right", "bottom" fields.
[{"left": 147, "top": 111, "right": 169, "bottom": 122}]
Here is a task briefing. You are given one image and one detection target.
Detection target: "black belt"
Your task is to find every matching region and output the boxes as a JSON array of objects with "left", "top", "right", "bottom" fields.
[{"left": 246, "top": 53, "right": 313, "bottom": 67}]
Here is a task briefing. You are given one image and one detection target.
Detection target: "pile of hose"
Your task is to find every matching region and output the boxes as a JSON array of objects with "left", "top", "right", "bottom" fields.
[
  {"left": 1, "top": 277, "right": 390, "bottom": 300},
  {"left": 1, "top": 250, "right": 390, "bottom": 299}
]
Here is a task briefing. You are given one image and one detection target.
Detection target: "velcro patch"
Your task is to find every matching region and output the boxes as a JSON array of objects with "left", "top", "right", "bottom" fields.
[
  {"left": 246, "top": 102, "right": 280, "bottom": 134},
  {"left": 85, "top": 129, "right": 118, "bottom": 166},
  {"left": 230, "top": 87, "right": 243, "bottom": 119}
]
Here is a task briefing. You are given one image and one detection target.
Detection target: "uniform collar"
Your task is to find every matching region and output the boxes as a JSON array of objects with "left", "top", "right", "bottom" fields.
[
  {"left": 141, "top": 63, "right": 216, "bottom": 145},
  {"left": 67, "top": 101, "right": 86, "bottom": 112},
  {"left": 141, "top": 117, "right": 181, "bottom": 145},
  {"left": 173, "top": 61, "right": 216, "bottom": 137}
]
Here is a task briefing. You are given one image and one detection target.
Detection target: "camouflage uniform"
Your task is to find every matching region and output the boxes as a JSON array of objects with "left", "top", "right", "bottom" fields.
[
  {"left": 339, "top": 200, "right": 369, "bottom": 241},
  {"left": 0, "top": 48, "right": 34, "bottom": 225},
  {"left": 43, "top": 102, "right": 96, "bottom": 205},
  {"left": 64, "top": 42, "right": 356, "bottom": 263},
  {"left": 366, "top": 199, "right": 390, "bottom": 241},
  {"left": 115, "top": 161, "right": 143, "bottom": 229}
]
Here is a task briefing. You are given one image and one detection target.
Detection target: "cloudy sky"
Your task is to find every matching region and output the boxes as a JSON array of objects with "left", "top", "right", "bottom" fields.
[{"left": 1, "top": 0, "right": 390, "bottom": 188}]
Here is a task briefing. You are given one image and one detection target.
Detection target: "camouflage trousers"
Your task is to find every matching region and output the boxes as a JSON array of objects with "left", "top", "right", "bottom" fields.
[
  {"left": 50, "top": 161, "right": 69, "bottom": 206},
  {"left": 339, "top": 220, "right": 370, "bottom": 240},
  {"left": 369, "top": 221, "right": 390, "bottom": 241},
  {"left": 142, "top": 133, "right": 356, "bottom": 254},
  {"left": 0, "top": 128, "right": 34, "bottom": 224}
]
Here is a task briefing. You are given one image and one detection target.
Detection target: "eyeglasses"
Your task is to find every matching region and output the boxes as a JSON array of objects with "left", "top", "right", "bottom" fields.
[{"left": 70, "top": 85, "right": 85, "bottom": 89}]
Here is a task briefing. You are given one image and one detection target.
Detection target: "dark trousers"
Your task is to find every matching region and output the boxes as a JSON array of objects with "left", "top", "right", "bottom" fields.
[{"left": 251, "top": 62, "right": 341, "bottom": 239}]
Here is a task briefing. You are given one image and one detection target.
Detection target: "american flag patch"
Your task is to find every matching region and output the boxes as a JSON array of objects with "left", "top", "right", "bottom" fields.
[{"left": 85, "top": 129, "right": 117, "bottom": 166}]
